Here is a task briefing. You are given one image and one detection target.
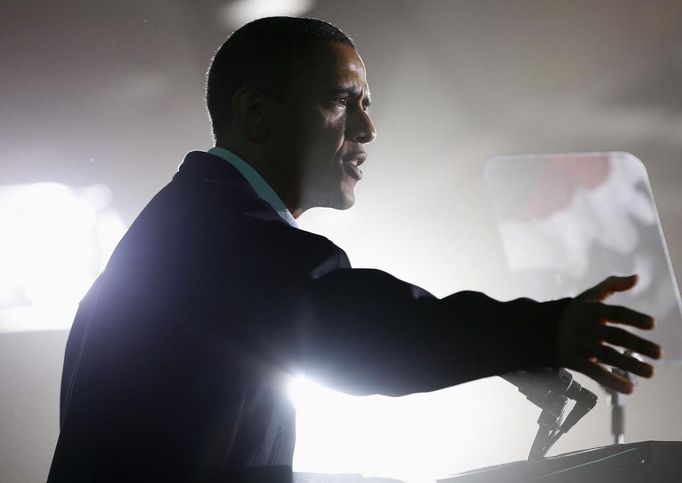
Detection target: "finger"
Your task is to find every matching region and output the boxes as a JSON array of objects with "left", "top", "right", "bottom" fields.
[
  {"left": 593, "top": 344, "right": 655, "bottom": 378},
  {"left": 596, "top": 303, "right": 655, "bottom": 329},
  {"left": 600, "top": 325, "right": 662, "bottom": 359},
  {"left": 579, "top": 275, "right": 638, "bottom": 302},
  {"left": 575, "top": 359, "right": 633, "bottom": 394}
]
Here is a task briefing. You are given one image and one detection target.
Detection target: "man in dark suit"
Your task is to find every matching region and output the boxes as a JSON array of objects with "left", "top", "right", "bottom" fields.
[{"left": 47, "top": 16, "right": 661, "bottom": 483}]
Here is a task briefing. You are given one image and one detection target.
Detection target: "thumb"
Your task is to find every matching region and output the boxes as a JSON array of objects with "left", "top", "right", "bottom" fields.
[{"left": 577, "top": 274, "right": 638, "bottom": 302}]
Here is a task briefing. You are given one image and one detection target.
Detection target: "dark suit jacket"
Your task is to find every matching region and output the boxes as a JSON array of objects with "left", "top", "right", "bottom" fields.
[{"left": 47, "top": 151, "right": 570, "bottom": 482}]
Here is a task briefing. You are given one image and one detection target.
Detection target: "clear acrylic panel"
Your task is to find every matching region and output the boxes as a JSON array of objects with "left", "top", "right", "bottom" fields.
[{"left": 485, "top": 152, "right": 682, "bottom": 363}]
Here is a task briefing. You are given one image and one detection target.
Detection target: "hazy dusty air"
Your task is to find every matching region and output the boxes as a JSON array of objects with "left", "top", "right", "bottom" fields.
[{"left": 2, "top": 1, "right": 682, "bottom": 483}]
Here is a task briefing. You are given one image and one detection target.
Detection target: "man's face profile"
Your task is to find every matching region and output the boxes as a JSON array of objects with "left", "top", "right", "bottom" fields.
[{"left": 266, "top": 41, "right": 376, "bottom": 211}]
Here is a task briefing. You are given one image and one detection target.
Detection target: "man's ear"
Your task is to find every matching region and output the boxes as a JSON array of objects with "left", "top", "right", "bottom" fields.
[{"left": 231, "top": 86, "right": 268, "bottom": 143}]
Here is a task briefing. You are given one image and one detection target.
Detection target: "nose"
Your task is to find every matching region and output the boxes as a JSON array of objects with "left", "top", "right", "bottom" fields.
[{"left": 347, "top": 107, "right": 377, "bottom": 144}]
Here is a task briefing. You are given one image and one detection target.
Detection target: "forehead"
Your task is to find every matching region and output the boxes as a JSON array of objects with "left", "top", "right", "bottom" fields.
[{"left": 297, "top": 42, "right": 369, "bottom": 92}]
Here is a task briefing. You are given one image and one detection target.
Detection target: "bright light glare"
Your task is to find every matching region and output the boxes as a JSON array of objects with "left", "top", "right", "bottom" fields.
[
  {"left": 288, "top": 374, "right": 535, "bottom": 483},
  {"left": 220, "top": 0, "right": 315, "bottom": 29},
  {"left": 0, "top": 182, "right": 126, "bottom": 332}
]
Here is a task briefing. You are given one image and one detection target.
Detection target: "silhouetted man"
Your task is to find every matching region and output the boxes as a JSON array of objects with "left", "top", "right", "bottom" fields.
[{"left": 47, "top": 16, "right": 661, "bottom": 483}]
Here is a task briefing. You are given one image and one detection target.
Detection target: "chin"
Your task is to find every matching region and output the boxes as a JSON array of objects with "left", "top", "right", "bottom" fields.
[
  {"left": 335, "top": 196, "right": 355, "bottom": 210},
  {"left": 335, "top": 176, "right": 358, "bottom": 209},
  {"left": 332, "top": 185, "right": 356, "bottom": 210},
  {"left": 306, "top": 188, "right": 355, "bottom": 211},
  {"left": 303, "top": 174, "right": 357, "bottom": 210},
  {"left": 319, "top": 193, "right": 355, "bottom": 211}
]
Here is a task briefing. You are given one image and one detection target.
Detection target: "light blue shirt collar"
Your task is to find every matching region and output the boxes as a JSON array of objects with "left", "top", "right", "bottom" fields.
[{"left": 207, "top": 147, "right": 298, "bottom": 228}]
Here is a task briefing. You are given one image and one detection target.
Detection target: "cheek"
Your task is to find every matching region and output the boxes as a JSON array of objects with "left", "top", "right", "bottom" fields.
[
  {"left": 313, "top": 112, "right": 346, "bottom": 154},
  {"left": 294, "top": 106, "right": 347, "bottom": 165}
]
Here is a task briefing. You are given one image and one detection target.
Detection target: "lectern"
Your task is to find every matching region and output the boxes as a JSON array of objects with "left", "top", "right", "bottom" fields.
[{"left": 438, "top": 441, "right": 682, "bottom": 483}]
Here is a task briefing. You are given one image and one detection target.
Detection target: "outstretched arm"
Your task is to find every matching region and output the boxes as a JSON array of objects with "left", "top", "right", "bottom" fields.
[{"left": 296, "top": 266, "right": 570, "bottom": 396}]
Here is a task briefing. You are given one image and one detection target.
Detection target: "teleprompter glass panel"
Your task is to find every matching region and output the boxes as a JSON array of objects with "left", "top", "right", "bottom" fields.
[{"left": 485, "top": 152, "right": 682, "bottom": 363}]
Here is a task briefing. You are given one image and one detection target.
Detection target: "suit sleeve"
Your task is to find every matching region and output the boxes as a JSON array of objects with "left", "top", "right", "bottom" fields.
[{"left": 294, "top": 249, "right": 571, "bottom": 397}]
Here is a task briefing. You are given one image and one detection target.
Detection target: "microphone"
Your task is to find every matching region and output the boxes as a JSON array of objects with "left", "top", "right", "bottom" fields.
[
  {"left": 502, "top": 368, "right": 573, "bottom": 409},
  {"left": 503, "top": 368, "right": 596, "bottom": 410},
  {"left": 561, "top": 384, "right": 598, "bottom": 432},
  {"left": 502, "top": 368, "right": 598, "bottom": 458}
]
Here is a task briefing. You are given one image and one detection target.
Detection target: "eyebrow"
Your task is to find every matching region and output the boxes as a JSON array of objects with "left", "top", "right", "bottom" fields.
[{"left": 327, "top": 85, "right": 372, "bottom": 107}]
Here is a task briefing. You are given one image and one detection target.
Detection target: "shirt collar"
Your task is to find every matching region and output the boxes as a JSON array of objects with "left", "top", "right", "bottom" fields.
[{"left": 207, "top": 147, "right": 298, "bottom": 228}]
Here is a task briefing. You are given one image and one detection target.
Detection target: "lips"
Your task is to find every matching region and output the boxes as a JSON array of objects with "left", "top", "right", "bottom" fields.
[
  {"left": 341, "top": 152, "right": 366, "bottom": 180},
  {"left": 342, "top": 161, "right": 363, "bottom": 180}
]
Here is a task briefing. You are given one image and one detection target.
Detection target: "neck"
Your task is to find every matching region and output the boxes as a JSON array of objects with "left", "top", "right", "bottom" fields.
[{"left": 215, "top": 142, "right": 306, "bottom": 219}]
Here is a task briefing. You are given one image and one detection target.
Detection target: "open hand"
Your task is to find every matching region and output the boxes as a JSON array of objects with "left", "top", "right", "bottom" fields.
[{"left": 556, "top": 275, "right": 662, "bottom": 394}]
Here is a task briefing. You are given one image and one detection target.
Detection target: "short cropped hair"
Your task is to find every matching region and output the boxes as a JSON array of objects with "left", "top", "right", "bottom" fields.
[{"left": 206, "top": 16, "right": 355, "bottom": 143}]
